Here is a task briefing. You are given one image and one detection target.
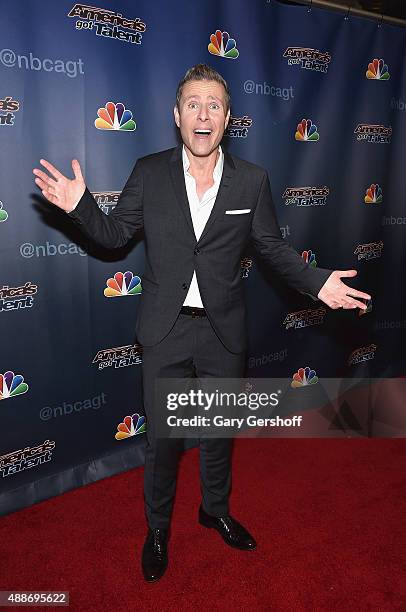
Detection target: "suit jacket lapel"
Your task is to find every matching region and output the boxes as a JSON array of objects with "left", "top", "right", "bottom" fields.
[
  {"left": 169, "top": 145, "right": 195, "bottom": 236},
  {"left": 198, "top": 150, "right": 236, "bottom": 243},
  {"left": 169, "top": 145, "right": 237, "bottom": 242}
]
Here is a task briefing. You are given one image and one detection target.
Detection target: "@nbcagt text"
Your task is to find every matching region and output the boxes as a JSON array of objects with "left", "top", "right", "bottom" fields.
[{"left": 166, "top": 390, "right": 303, "bottom": 429}]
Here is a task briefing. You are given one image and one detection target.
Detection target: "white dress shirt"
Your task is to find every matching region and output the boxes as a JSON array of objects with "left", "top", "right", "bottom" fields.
[{"left": 182, "top": 145, "right": 224, "bottom": 308}]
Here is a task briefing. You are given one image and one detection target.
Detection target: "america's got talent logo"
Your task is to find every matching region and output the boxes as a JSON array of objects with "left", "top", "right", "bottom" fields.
[
  {"left": 283, "top": 187, "right": 329, "bottom": 207},
  {"left": 283, "top": 307, "right": 326, "bottom": 330},
  {"left": 354, "top": 124, "right": 391, "bottom": 144},
  {"left": 68, "top": 4, "right": 146, "bottom": 45},
  {"left": 0, "top": 281, "right": 38, "bottom": 313},
  {"left": 284, "top": 47, "right": 331, "bottom": 73},
  {"left": 0, "top": 96, "right": 20, "bottom": 126}
]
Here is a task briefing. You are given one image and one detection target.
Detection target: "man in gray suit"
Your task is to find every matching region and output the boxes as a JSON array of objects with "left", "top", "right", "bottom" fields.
[{"left": 33, "top": 64, "right": 370, "bottom": 582}]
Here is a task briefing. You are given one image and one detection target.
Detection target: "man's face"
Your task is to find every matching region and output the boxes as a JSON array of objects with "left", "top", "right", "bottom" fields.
[{"left": 174, "top": 79, "right": 230, "bottom": 157}]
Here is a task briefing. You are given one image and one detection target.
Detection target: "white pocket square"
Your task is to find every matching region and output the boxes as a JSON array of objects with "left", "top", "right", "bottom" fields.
[{"left": 225, "top": 209, "right": 251, "bottom": 215}]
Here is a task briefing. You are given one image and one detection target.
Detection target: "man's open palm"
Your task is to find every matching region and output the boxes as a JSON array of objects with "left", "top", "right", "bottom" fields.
[
  {"left": 33, "top": 159, "right": 86, "bottom": 213},
  {"left": 318, "top": 270, "right": 371, "bottom": 310}
]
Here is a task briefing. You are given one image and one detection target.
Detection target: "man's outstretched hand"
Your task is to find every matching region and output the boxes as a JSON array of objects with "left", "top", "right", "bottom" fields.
[
  {"left": 318, "top": 270, "right": 371, "bottom": 310},
  {"left": 33, "top": 159, "right": 86, "bottom": 213}
]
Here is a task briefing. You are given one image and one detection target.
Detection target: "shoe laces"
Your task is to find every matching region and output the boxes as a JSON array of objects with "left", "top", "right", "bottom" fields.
[
  {"left": 152, "top": 528, "right": 166, "bottom": 556},
  {"left": 219, "top": 516, "right": 236, "bottom": 535}
]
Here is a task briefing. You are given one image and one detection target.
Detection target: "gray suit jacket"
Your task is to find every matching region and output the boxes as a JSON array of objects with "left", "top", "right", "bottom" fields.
[{"left": 69, "top": 146, "right": 331, "bottom": 353}]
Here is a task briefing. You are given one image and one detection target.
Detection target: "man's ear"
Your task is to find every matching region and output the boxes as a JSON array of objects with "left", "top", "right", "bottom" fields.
[
  {"left": 173, "top": 105, "right": 180, "bottom": 128},
  {"left": 224, "top": 108, "right": 230, "bottom": 130}
]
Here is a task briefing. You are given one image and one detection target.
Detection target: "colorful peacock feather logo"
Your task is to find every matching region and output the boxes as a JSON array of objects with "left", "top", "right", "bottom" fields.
[
  {"left": 302, "top": 250, "right": 317, "bottom": 267},
  {"left": 104, "top": 271, "right": 142, "bottom": 297},
  {"left": 366, "top": 59, "right": 390, "bottom": 80},
  {"left": 208, "top": 30, "right": 239, "bottom": 59},
  {"left": 0, "top": 201, "right": 8, "bottom": 222},
  {"left": 291, "top": 367, "right": 318, "bottom": 388},
  {"left": 295, "top": 119, "right": 319, "bottom": 141},
  {"left": 95, "top": 102, "right": 136, "bottom": 131},
  {"left": 0, "top": 371, "right": 29, "bottom": 400},
  {"left": 364, "top": 183, "right": 383, "bottom": 204},
  {"left": 115, "top": 413, "right": 146, "bottom": 440}
]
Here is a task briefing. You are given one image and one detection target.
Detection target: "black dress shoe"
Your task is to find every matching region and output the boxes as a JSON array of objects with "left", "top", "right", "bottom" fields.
[
  {"left": 198, "top": 506, "right": 257, "bottom": 550},
  {"left": 141, "top": 528, "right": 168, "bottom": 582}
]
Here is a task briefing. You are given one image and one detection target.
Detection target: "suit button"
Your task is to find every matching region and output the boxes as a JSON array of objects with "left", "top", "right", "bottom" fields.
[
  {"left": 182, "top": 283, "right": 188, "bottom": 290},
  {"left": 194, "top": 247, "right": 200, "bottom": 255}
]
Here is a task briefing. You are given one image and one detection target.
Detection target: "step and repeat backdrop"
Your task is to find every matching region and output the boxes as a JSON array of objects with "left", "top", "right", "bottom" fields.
[{"left": 1, "top": 0, "right": 405, "bottom": 514}]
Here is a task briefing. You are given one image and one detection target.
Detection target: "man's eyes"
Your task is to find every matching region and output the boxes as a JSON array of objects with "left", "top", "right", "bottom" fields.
[{"left": 187, "top": 102, "right": 220, "bottom": 110}]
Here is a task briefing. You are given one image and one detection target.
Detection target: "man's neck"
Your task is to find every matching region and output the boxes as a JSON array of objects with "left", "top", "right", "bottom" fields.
[{"left": 184, "top": 145, "right": 220, "bottom": 180}]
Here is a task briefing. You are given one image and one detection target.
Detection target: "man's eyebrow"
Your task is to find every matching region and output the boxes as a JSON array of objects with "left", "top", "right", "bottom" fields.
[{"left": 184, "top": 94, "right": 223, "bottom": 103}]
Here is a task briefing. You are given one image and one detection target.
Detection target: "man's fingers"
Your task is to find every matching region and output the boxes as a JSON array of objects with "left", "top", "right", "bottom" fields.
[
  {"left": 39, "top": 158, "right": 65, "bottom": 181},
  {"left": 35, "top": 177, "right": 59, "bottom": 199},
  {"left": 341, "top": 298, "right": 356, "bottom": 309},
  {"left": 336, "top": 269, "right": 357, "bottom": 278},
  {"left": 34, "top": 177, "right": 49, "bottom": 191},
  {"left": 328, "top": 298, "right": 342, "bottom": 309},
  {"left": 33, "top": 169, "right": 58, "bottom": 188},
  {"left": 41, "top": 189, "right": 59, "bottom": 205},
  {"left": 72, "top": 159, "right": 83, "bottom": 181},
  {"left": 345, "top": 289, "right": 371, "bottom": 301},
  {"left": 342, "top": 297, "right": 367, "bottom": 309}
]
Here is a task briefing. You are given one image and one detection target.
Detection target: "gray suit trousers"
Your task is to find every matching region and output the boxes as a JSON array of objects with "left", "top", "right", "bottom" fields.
[{"left": 141, "top": 311, "right": 245, "bottom": 529}]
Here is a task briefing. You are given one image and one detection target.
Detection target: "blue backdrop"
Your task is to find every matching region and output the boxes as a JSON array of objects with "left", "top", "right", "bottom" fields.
[{"left": 1, "top": 0, "right": 405, "bottom": 515}]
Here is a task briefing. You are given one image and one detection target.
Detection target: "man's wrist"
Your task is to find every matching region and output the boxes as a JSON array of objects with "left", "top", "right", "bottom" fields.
[
  {"left": 66, "top": 201, "right": 79, "bottom": 214},
  {"left": 66, "top": 187, "right": 86, "bottom": 215}
]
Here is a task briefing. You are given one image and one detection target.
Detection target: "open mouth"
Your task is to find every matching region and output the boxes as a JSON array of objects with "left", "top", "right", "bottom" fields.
[{"left": 193, "top": 129, "right": 212, "bottom": 136}]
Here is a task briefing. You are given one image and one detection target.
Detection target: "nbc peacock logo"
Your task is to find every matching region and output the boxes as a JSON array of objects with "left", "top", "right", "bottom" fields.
[
  {"left": 0, "top": 201, "right": 8, "bottom": 222},
  {"left": 291, "top": 367, "right": 319, "bottom": 388},
  {"left": 366, "top": 59, "right": 390, "bottom": 80},
  {"left": 302, "top": 249, "right": 317, "bottom": 267},
  {"left": 364, "top": 183, "right": 383, "bottom": 204},
  {"left": 104, "top": 271, "right": 142, "bottom": 297},
  {"left": 95, "top": 102, "right": 136, "bottom": 131},
  {"left": 0, "top": 371, "right": 29, "bottom": 401},
  {"left": 295, "top": 119, "right": 319, "bottom": 142},
  {"left": 208, "top": 30, "right": 239, "bottom": 59},
  {"left": 115, "top": 413, "right": 146, "bottom": 440}
]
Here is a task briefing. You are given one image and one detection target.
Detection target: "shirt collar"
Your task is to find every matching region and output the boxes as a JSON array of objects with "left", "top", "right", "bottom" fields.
[{"left": 182, "top": 145, "right": 224, "bottom": 182}]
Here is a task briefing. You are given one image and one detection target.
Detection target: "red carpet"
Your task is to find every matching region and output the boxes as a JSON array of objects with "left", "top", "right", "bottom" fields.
[{"left": 1, "top": 439, "right": 405, "bottom": 611}]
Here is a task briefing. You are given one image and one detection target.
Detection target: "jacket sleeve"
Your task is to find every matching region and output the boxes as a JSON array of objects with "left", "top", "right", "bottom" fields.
[
  {"left": 67, "top": 159, "right": 144, "bottom": 249},
  {"left": 250, "top": 171, "right": 332, "bottom": 299}
]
